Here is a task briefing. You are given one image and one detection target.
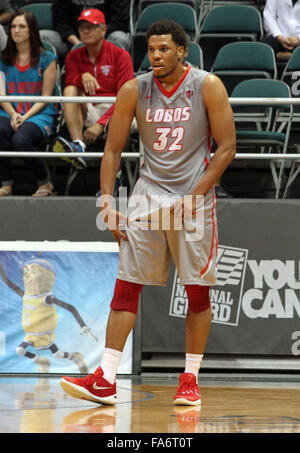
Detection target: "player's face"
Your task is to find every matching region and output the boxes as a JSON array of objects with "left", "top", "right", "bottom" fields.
[
  {"left": 148, "top": 34, "right": 184, "bottom": 80},
  {"left": 78, "top": 21, "right": 106, "bottom": 46},
  {"left": 11, "top": 15, "right": 30, "bottom": 44}
]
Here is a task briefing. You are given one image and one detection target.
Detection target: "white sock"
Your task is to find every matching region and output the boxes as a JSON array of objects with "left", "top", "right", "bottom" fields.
[
  {"left": 184, "top": 353, "right": 203, "bottom": 382},
  {"left": 100, "top": 348, "right": 122, "bottom": 384},
  {"left": 73, "top": 139, "right": 86, "bottom": 150}
]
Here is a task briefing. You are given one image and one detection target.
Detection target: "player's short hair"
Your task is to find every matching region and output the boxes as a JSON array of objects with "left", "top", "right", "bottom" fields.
[{"left": 145, "top": 20, "right": 189, "bottom": 50}]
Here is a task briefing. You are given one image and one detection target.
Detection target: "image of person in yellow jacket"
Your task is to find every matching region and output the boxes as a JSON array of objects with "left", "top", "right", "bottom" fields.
[{"left": 0, "top": 258, "right": 98, "bottom": 373}]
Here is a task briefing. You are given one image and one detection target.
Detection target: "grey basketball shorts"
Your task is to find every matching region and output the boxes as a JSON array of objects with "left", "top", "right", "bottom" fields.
[{"left": 117, "top": 178, "right": 218, "bottom": 286}]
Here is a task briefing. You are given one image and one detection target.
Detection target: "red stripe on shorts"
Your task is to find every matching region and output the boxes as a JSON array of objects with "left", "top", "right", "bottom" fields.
[{"left": 200, "top": 190, "right": 217, "bottom": 277}]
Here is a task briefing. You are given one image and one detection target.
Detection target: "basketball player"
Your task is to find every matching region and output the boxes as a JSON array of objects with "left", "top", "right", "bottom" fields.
[{"left": 60, "top": 20, "right": 236, "bottom": 406}]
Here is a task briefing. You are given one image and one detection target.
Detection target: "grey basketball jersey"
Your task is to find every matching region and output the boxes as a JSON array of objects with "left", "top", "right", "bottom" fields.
[{"left": 136, "top": 67, "right": 211, "bottom": 195}]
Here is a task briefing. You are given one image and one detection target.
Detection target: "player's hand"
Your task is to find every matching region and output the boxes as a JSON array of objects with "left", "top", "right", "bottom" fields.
[
  {"left": 80, "top": 326, "right": 99, "bottom": 342},
  {"left": 83, "top": 123, "right": 104, "bottom": 144},
  {"left": 99, "top": 195, "right": 130, "bottom": 244},
  {"left": 81, "top": 72, "right": 100, "bottom": 95},
  {"left": 171, "top": 195, "right": 198, "bottom": 221},
  {"left": 104, "top": 207, "right": 129, "bottom": 244}
]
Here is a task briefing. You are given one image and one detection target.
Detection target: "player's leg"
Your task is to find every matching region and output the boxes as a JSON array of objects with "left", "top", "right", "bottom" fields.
[
  {"left": 60, "top": 280, "right": 143, "bottom": 405},
  {"left": 173, "top": 287, "right": 212, "bottom": 406},
  {"left": 99, "top": 179, "right": 171, "bottom": 384},
  {"left": 60, "top": 179, "right": 171, "bottom": 404},
  {"left": 100, "top": 279, "right": 143, "bottom": 382},
  {"left": 168, "top": 189, "right": 217, "bottom": 405},
  {"left": 104, "top": 309, "right": 137, "bottom": 353},
  {"left": 185, "top": 286, "right": 212, "bottom": 355}
]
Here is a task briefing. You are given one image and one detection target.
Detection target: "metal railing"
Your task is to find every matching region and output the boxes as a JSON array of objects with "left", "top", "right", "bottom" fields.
[
  {"left": 1, "top": 94, "right": 300, "bottom": 161},
  {"left": 0, "top": 95, "right": 299, "bottom": 197}
]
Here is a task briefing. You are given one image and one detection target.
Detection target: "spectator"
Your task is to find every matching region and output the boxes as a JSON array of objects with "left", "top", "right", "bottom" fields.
[
  {"left": 10, "top": 2, "right": 57, "bottom": 58},
  {"left": 263, "top": 0, "right": 300, "bottom": 59},
  {"left": 0, "top": 10, "right": 58, "bottom": 196},
  {"left": 40, "top": 0, "right": 130, "bottom": 61},
  {"left": 0, "top": 0, "right": 13, "bottom": 26},
  {"left": 53, "top": 8, "right": 134, "bottom": 172}
]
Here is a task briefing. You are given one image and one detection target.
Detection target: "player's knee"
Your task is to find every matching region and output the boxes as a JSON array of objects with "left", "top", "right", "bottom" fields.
[
  {"left": 110, "top": 279, "right": 143, "bottom": 314},
  {"left": 16, "top": 346, "right": 26, "bottom": 356},
  {"left": 185, "top": 285, "right": 211, "bottom": 313}
]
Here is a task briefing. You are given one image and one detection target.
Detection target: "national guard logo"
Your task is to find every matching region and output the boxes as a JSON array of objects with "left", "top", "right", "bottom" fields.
[
  {"left": 101, "top": 65, "right": 111, "bottom": 76},
  {"left": 169, "top": 245, "right": 248, "bottom": 326}
]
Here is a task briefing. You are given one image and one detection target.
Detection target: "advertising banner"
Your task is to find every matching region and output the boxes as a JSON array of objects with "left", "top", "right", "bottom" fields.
[
  {"left": 141, "top": 200, "right": 300, "bottom": 357},
  {"left": 0, "top": 242, "right": 133, "bottom": 374}
]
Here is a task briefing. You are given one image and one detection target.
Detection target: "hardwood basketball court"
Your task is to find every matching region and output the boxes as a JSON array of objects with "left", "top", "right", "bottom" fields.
[{"left": 1, "top": 372, "right": 300, "bottom": 434}]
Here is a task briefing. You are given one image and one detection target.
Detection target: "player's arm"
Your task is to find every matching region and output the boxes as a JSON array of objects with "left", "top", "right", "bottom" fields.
[
  {"left": 100, "top": 78, "right": 137, "bottom": 195},
  {"left": 191, "top": 74, "right": 236, "bottom": 197},
  {"left": 99, "top": 78, "right": 138, "bottom": 242}
]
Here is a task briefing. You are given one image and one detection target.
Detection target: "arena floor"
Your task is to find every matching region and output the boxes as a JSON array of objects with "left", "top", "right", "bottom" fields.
[{"left": 1, "top": 372, "right": 300, "bottom": 434}]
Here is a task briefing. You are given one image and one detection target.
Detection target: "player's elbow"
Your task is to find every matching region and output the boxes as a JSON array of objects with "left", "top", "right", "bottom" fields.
[
  {"left": 228, "top": 141, "right": 236, "bottom": 161},
  {"left": 222, "top": 139, "right": 236, "bottom": 164}
]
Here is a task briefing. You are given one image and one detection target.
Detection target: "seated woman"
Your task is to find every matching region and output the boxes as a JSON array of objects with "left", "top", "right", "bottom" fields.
[{"left": 0, "top": 10, "right": 58, "bottom": 196}]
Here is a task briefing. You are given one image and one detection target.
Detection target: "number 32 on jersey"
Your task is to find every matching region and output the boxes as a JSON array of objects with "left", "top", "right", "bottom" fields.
[{"left": 153, "top": 126, "right": 185, "bottom": 152}]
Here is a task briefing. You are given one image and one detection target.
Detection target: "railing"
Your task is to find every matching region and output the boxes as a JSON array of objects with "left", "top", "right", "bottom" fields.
[{"left": 0, "top": 95, "right": 300, "bottom": 197}]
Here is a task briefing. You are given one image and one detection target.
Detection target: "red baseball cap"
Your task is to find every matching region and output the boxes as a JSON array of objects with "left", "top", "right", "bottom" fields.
[{"left": 77, "top": 9, "right": 106, "bottom": 26}]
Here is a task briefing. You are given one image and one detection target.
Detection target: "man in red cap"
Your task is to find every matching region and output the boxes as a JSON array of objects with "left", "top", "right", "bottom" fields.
[
  {"left": 53, "top": 8, "right": 134, "bottom": 171},
  {"left": 40, "top": 0, "right": 130, "bottom": 60}
]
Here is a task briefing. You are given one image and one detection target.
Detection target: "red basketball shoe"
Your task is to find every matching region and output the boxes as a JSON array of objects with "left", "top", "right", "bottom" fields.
[
  {"left": 173, "top": 373, "right": 201, "bottom": 406},
  {"left": 60, "top": 367, "right": 117, "bottom": 405}
]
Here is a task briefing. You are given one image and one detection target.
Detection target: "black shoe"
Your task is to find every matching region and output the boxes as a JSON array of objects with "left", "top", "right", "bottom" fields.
[{"left": 215, "top": 185, "right": 233, "bottom": 198}]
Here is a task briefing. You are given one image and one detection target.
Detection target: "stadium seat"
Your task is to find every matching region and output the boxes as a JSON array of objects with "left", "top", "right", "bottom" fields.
[
  {"left": 41, "top": 40, "right": 56, "bottom": 55},
  {"left": 231, "top": 78, "right": 293, "bottom": 198},
  {"left": 137, "top": 0, "right": 197, "bottom": 17},
  {"left": 131, "top": 2, "right": 198, "bottom": 71},
  {"left": 212, "top": 41, "right": 277, "bottom": 95},
  {"left": 198, "top": 5, "right": 263, "bottom": 70},
  {"left": 198, "top": 0, "right": 261, "bottom": 25},
  {"left": 21, "top": 3, "right": 53, "bottom": 30}
]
